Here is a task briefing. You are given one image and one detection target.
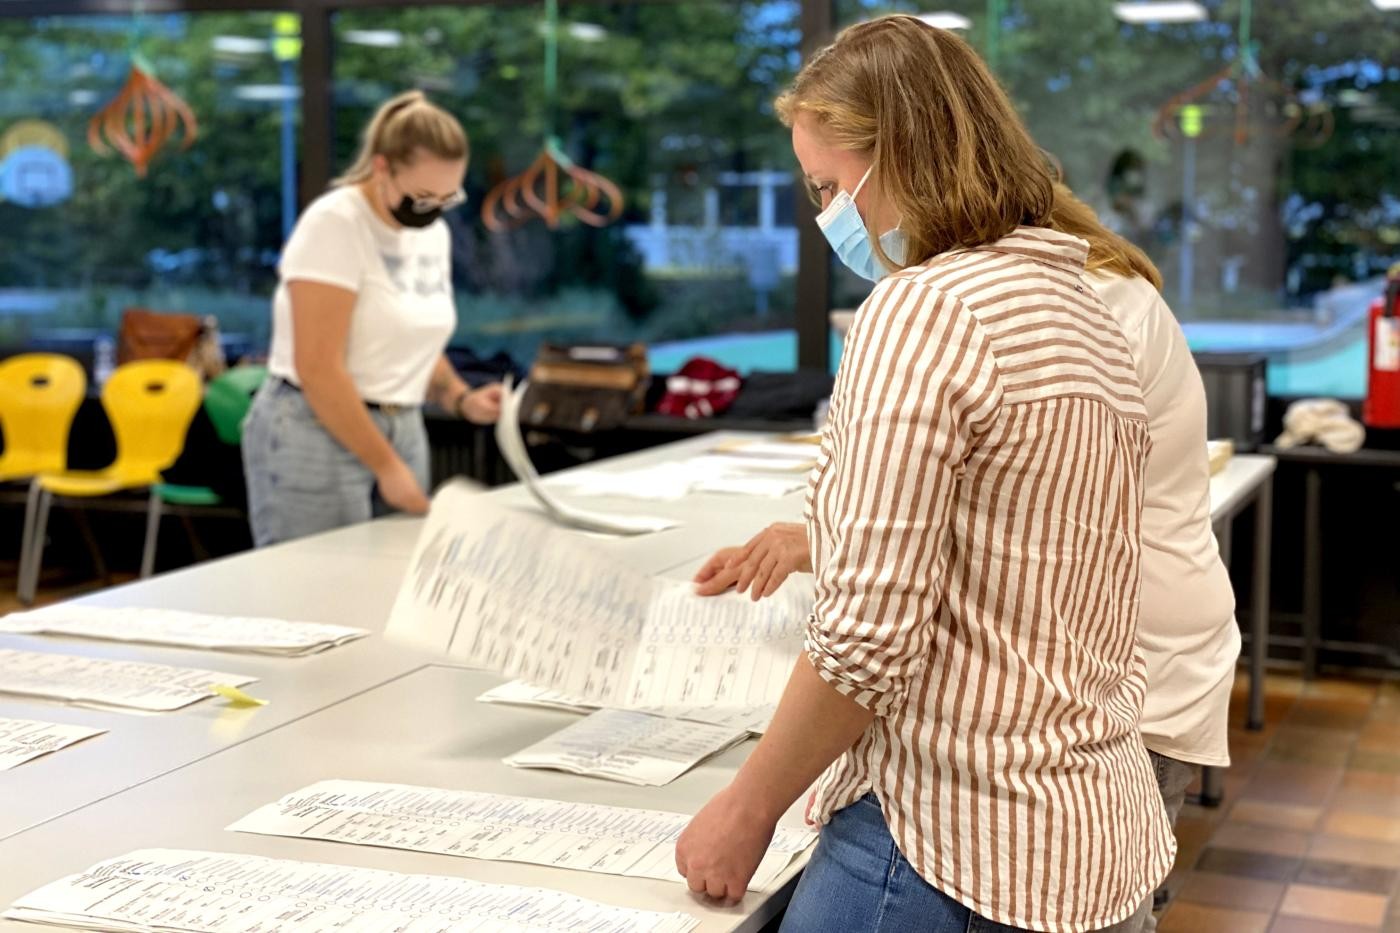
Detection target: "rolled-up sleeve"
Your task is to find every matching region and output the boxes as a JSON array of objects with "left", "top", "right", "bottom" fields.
[{"left": 806, "top": 277, "right": 1003, "bottom": 715}]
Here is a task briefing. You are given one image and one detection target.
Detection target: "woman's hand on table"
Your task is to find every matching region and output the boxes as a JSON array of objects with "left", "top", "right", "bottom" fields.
[
  {"left": 675, "top": 783, "right": 775, "bottom": 905},
  {"left": 693, "top": 522, "right": 811, "bottom": 601}
]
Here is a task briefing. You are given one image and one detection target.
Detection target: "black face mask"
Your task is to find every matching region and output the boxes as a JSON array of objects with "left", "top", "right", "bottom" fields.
[{"left": 390, "top": 195, "right": 444, "bottom": 229}]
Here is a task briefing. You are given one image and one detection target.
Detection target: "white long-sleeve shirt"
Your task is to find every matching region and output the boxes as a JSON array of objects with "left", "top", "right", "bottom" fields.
[{"left": 1089, "top": 273, "right": 1238, "bottom": 767}]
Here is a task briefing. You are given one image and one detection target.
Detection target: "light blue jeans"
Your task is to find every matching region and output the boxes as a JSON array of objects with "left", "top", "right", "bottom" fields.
[
  {"left": 242, "top": 378, "right": 430, "bottom": 547},
  {"left": 780, "top": 793, "right": 1152, "bottom": 933}
]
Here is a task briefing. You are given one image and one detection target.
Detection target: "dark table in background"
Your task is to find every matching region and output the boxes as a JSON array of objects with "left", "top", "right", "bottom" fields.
[{"left": 1261, "top": 442, "right": 1400, "bottom": 679}]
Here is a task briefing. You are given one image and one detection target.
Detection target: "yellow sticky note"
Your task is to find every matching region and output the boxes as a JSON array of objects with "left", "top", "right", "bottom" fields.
[{"left": 210, "top": 684, "right": 268, "bottom": 708}]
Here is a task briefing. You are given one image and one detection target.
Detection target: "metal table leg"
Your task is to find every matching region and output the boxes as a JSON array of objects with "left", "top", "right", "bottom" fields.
[
  {"left": 1301, "top": 468, "right": 1320, "bottom": 681},
  {"left": 1249, "top": 476, "right": 1274, "bottom": 730},
  {"left": 1199, "top": 765, "right": 1225, "bottom": 807}
]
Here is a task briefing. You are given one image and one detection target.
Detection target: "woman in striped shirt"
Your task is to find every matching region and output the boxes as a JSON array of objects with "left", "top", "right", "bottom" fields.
[{"left": 675, "top": 16, "right": 1173, "bottom": 933}]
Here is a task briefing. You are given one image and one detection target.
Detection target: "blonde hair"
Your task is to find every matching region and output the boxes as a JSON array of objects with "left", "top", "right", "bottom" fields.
[
  {"left": 776, "top": 15, "right": 1054, "bottom": 272},
  {"left": 332, "top": 90, "right": 469, "bottom": 188},
  {"left": 1048, "top": 183, "right": 1164, "bottom": 290}
]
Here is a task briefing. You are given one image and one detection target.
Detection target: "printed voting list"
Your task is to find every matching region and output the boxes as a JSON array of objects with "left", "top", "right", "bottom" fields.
[
  {"left": 229, "top": 779, "right": 816, "bottom": 893},
  {"left": 0, "top": 605, "right": 368, "bottom": 657},
  {"left": 505, "top": 709, "right": 749, "bottom": 786},
  {"left": 0, "top": 648, "right": 257, "bottom": 712},
  {"left": 6, "top": 848, "right": 698, "bottom": 932},
  {"left": 0, "top": 717, "right": 105, "bottom": 770},
  {"left": 385, "top": 482, "right": 810, "bottom": 712},
  {"left": 477, "top": 680, "right": 777, "bottom": 735}
]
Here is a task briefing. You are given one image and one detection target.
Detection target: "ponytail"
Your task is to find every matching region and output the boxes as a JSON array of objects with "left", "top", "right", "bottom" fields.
[{"left": 331, "top": 89, "right": 469, "bottom": 188}]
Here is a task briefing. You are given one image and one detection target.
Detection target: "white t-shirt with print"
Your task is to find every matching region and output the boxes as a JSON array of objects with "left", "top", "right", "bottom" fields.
[{"left": 268, "top": 185, "right": 456, "bottom": 406}]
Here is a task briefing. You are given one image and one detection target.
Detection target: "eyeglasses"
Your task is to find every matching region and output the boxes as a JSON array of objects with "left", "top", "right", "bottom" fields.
[{"left": 390, "top": 175, "right": 468, "bottom": 213}]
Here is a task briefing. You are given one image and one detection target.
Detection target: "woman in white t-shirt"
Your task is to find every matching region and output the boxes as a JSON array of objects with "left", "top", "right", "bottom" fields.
[
  {"left": 243, "top": 91, "right": 501, "bottom": 546},
  {"left": 693, "top": 184, "right": 1235, "bottom": 929}
]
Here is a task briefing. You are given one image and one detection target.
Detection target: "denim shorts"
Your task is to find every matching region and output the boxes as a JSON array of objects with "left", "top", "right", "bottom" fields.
[{"left": 241, "top": 378, "right": 430, "bottom": 547}]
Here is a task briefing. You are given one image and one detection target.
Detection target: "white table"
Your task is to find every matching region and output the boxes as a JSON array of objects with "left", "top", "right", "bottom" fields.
[
  {"left": 0, "top": 436, "right": 1276, "bottom": 931},
  {"left": 1207, "top": 454, "right": 1276, "bottom": 732},
  {"left": 0, "top": 431, "right": 799, "bottom": 932},
  {"left": 0, "top": 665, "right": 807, "bottom": 933}
]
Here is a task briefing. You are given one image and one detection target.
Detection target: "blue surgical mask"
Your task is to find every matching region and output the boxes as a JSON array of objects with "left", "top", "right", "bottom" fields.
[{"left": 816, "top": 165, "right": 907, "bottom": 282}]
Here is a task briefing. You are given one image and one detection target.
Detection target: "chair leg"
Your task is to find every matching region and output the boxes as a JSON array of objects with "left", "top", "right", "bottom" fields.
[
  {"left": 70, "top": 505, "right": 110, "bottom": 586},
  {"left": 17, "top": 481, "right": 40, "bottom": 601},
  {"left": 180, "top": 513, "right": 210, "bottom": 563},
  {"left": 20, "top": 487, "right": 53, "bottom": 606},
  {"left": 141, "top": 490, "right": 164, "bottom": 579}
]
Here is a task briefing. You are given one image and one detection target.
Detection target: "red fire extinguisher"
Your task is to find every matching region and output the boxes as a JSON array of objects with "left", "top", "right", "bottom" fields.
[{"left": 1364, "top": 265, "right": 1400, "bottom": 430}]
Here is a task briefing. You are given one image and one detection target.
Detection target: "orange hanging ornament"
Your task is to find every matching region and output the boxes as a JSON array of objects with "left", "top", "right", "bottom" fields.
[
  {"left": 87, "top": 59, "right": 199, "bottom": 178},
  {"left": 480, "top": 0, "right": 624, "bottom": 232},
  {"left": 482, "top": 140, "right": 624, "bottom": 232}
]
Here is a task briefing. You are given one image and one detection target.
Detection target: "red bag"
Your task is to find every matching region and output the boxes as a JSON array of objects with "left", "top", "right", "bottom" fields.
[{"left": 656, "top": 357, "right": 742, "bottom": 420}]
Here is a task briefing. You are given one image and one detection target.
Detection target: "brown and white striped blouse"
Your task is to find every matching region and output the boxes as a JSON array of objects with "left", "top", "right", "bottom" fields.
[{"left": 803, "top": 226, "right": 1175, "bottom": 932}]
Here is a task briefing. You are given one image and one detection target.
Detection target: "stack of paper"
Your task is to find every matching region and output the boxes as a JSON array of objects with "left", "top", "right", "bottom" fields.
[
  {"left": 496, "top": 378, "right": 680, "bottom": 535},
  {"left": 0, "top": 605, "right": 368, "bottom": 657},
  {"left": 478, "top": 679, "right": 777, "bottom": 735},
  {"left": 6, "top": 849, "right": 699, "bottom": 932},
  {"left": 0, "top": 648, "right": 257, "bottom": 712},
  {"left": 505, "top": 709, "right": 749, "bottom": 786},
  {"left": 386, "top": 483, "right": 810, "bottom": 712},
  {"left": 0, "top": 717, "right": 105, "bottom": 771},
  {"left": 229, "top": 780, "right": 816, "bottom": 893}
]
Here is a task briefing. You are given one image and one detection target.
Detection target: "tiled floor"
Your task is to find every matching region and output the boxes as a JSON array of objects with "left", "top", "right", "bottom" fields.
[
  {"left": 1160, "top": 673, "right": 1400, "bottom": 933},
  {"left": 2, "top": 560, "right": 1397, "bottom": 933}
]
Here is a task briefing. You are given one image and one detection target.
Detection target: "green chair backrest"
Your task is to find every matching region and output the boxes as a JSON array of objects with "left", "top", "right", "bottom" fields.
[{"left": 204, "top": 365, "right": 268, "bottom": 446}]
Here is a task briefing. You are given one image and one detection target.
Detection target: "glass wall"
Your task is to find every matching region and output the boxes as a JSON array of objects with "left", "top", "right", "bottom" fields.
[
  {"left": 332, "top": 2, "right": 802, "bottom": 373},
  {"left": 0, "top": 12, "right": 301, "bottom": 354},
  {"left": 834, "top": 0, "right": 1400, "bottom": 396}
]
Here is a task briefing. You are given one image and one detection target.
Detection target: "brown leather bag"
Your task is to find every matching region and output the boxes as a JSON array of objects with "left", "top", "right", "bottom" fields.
[
  {"left": 521, "top": 343, "right": 650, "bottom": 433},
  {"left": 117, "top": 308, "right": 204, "bottom": 366}
]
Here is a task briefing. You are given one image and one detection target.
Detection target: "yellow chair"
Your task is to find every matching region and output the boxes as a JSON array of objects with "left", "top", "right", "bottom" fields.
[
  {"left": 18, "top": 360, "right": 202, "bottom": 604},
  {"left": 0, "top": 353, "right": 86, "bottom": 482}
]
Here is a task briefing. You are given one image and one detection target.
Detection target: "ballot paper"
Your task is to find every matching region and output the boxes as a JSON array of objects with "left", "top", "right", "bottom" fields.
[
  {"left": 709, "top": 438, "right": 820, "bottom": 468},
  {"left": 548, "top": 459, "right": 807, "bottom": 501},
  {"left": 477, "top": 680, "right": 777, "bottom": 735},
  {"left": 505, "top": 709, "right": 749, "bottom": 786},
  {"left": 0, "top": 717, "right": 105, "bottom": 770},
  {"left": 691, "top": 474, "right": 807, "bottom": 498},
  {"left": 228, "top": 779, "right": 816, "bottom": 893},
  {"left": 385, "top": 482, "right": 809, "bottom": 711},
  {"left": 0, "top": 605, "right": 368, "bottom": 657},
  {"left": 5, "top": 848, "right": 698, "bottom": 933},
  {"left": 496, "top": 377, "right": 679, "bottom": 535},
  {"left": 0, "top": 648, "right": 256, "bottom": 712},
  {"left": 547, "top": 462, "right": 700, "bottom": 501}
]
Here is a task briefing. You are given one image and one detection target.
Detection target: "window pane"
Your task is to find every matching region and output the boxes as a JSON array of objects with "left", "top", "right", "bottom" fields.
[
  {"left": 0, "top": 13, "right": 300, "bottom": 357},
  {"left": 333, "top": 2, "right": 802, "bottom": 375},
  {"left": 830, "top": 1, "right": 1400, "bottom": 397}
]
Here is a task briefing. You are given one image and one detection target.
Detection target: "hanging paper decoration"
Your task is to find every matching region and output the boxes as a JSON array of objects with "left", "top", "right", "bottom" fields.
[
  {"left": 481, "top": 0, "right": 623, "bottom": 231},
  {"left": 88, "top": 60, "right": 199, "bottom": 177},
  {"left": 482, "top": 139, "right": 624, "bottom": 231},
  {"left": 1152, "top": 0, "right": 1332, "bottom": 149}
]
